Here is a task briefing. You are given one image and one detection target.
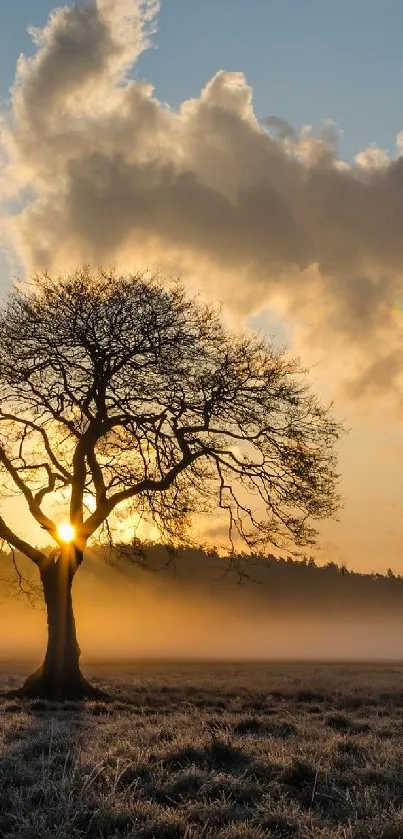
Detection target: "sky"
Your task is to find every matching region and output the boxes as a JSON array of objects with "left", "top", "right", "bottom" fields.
[
  {"left": 2, "top": 0, "right": 403, "bottom": 162},
  {"left": 1, "top": 1, "right": 403, "bottom": 573}
]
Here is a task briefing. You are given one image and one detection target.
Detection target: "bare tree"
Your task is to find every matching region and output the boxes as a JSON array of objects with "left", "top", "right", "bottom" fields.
[{"left": 0, "top": 268, "right": 342, "bottom": 698}]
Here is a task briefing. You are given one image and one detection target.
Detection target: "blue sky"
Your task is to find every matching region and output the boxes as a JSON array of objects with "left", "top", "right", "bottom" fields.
[{"left": 1, "top": 0, "right": 403, "bottom": 162}]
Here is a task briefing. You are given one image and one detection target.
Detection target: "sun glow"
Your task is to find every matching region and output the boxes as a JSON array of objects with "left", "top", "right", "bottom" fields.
[{"left": 57, "top": 523, "right": 75, "bottom": 543}]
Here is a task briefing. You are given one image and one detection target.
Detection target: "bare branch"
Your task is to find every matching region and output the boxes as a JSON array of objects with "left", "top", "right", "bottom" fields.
[
  {"left": 0, "top": 444, "right": 57, "bottom": 536},
  {"left": 0, "top": 409, "right": 73, "bottom": 481},
  {"left": 0, "top": 267, "right": 343, "bottom": 589},
  {"left": 0, "top": 515, "right": 48, "bottom": 569}
]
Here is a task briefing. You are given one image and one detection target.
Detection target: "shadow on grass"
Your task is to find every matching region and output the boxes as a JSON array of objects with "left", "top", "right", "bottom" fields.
[
  {"left": 0, "top": 698, "right": 262, "bottom": 839},
  {"left": 0, "top": 696, "right": 91, "bottom": 837}
]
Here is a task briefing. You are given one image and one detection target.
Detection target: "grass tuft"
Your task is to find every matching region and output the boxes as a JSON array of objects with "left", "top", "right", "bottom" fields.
[
  {"left": 326, "top": 712, "right": 371, "bottom": 734},
  {"left": 0, "top": 663, "right": 402, "bottom": 838}
]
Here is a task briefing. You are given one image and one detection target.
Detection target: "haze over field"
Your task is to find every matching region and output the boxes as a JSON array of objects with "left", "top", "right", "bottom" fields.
[{"left": 2, "top": 549, "right": 403, "bottom": 664}]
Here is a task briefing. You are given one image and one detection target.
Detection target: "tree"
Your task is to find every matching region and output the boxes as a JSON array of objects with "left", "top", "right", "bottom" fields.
[{"left": 0, "top": 268, "right": 342, "bottom": 699}]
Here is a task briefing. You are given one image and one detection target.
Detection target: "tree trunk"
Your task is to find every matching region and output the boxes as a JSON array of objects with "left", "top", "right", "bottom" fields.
[{"left": 17, "top": 548, "right": 103, "bottom": 700}]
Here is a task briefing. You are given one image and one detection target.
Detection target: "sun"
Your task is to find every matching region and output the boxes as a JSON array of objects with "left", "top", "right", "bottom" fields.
[{"left": 57, "top": 523, "right": 76, "bottom": 543}]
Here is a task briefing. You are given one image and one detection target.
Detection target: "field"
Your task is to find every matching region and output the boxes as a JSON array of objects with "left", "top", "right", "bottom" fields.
[{"left": 1, "top": 663, "right": 403, "bottom": 838}]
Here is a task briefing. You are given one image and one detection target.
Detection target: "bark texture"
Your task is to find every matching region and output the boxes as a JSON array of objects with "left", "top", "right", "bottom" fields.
[{"left": 17, "top": 548, "right": 102, "bottom": 700}]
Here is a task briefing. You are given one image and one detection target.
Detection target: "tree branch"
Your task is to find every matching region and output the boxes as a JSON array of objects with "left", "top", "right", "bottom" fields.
[
  {"left": 0, "top": 515, "right": 48, "bottom": 569},
  {"left": 0, "top": 445, "right": 57, "bottom": 536},
  {"left": 0, "top": 410, "right": 73, "bottom": 481},
  {"left": 83, "top": 449, "right": 204, "bottom": 536}
]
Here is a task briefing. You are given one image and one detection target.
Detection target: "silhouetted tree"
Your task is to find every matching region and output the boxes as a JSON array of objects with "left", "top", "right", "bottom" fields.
[{"left": 0, "top": 268, "right": 342, "bottom": 698}]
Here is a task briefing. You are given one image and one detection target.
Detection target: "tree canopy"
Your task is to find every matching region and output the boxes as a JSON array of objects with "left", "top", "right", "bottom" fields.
[
  {"left": 0, "top": 268, "right": 341, "bottom": 560},
  {"left": 0, "top": 267, "right": 343, "bottom": 697}
]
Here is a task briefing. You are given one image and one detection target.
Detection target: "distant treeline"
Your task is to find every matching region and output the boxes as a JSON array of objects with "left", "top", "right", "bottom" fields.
[
  {"left": 123, "top": 540, "right": 403, "bottom": 581},
  {"left": 2, "top": 542, "right": 403, "bottom": 616},
  {"left": 107, "top": 542, "right": 403, "bottom": 616}
]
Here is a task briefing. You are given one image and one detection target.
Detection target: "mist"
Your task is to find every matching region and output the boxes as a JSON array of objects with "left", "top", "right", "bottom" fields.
[{"left": 2, "top": 549, "right": 403, "bottom": 665}]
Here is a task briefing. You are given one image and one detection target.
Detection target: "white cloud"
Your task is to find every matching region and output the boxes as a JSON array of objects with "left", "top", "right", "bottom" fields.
[
  {"left": 2, "top": 0, "right": 403, "bottom": 399},
  {"left": 355, "top": 143, "right": 390, "bottom": 169}
]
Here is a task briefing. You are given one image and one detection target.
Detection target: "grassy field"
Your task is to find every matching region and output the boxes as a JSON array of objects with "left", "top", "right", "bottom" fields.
[{"left": 1, "top": 663, "right": 403, "bottom": 838}]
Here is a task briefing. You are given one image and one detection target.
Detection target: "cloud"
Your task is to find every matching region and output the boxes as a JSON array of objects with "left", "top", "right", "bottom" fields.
[
  {"left": 262, "top": 116, "right": 297, "bottom": 141},
  {"left": 2, "top": 0, "right": 403, "bottom": 399}
]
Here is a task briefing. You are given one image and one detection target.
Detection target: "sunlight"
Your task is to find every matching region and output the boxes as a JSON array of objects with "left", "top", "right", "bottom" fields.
[
  {"left": 84, "top": 494, "right": 97, "bottom": 513},
  {"left": 57, "top": 523, "right": 75, "bottom": 543}
]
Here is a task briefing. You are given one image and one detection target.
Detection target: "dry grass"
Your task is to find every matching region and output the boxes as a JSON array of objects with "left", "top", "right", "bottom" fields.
[{"left": 1, "top": 662, "right": 403, "bottom": 838}]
